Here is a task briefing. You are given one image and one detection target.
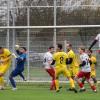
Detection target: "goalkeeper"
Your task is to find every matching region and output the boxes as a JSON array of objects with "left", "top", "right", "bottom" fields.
[{"left": 9, "top": 45, "right": 27, "bottom": 90}]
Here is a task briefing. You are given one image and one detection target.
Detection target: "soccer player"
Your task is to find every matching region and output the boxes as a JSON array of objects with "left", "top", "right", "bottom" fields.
[
  {"left": 89, "top": 33, "right": 100, "bottom": 51},
  {"left": 66, "top": 43, "right": 79, "bottom": 79},
  {"left": 89, "top": 50, "right": 97, "bottom": 84},
  {"left": 0, "top": 47, "right": 12, "bottom": 90},
  {"left": 9, "top": 45, "right": 27, "bottom": 90},
  {"left": 43, "top": 46, "right": 56, "bottom": 90},
  {"left": 66, "top": 43, "right": 79, "bottom": 90},
  {"left": 51, "top": 44, "right": 77, "bottom": 93},
  {"left": 75, "top": 47, "right": 97, "bottom": 92},
  {"left": 82, "top": 50, "right": 97, "bottom": 84}
]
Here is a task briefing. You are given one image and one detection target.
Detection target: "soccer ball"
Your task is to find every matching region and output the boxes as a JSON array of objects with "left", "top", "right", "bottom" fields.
[{"left": 15, "top": 45, "right": 20, "bottom": 49}]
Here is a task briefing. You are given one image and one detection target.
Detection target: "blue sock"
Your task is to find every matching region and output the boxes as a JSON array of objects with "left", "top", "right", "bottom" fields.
[{"left": 9, "top": 76, "right": 16, "bottom": 88}]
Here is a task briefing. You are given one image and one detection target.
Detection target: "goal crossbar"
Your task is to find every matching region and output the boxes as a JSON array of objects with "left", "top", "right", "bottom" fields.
[{"left": 0, "top": 25, "right": 100, "bottom": 29}]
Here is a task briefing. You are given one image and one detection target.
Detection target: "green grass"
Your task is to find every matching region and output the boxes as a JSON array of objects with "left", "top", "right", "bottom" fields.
[{"left": 0, "top": 83, "right": 100, "bottom": 100}]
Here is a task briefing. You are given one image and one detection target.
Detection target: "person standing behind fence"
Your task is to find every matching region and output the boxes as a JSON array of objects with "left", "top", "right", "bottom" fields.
[
  {"left": 0, "top": 47, "right": 12, "bottom": 90},
  {"left": 9, "top": 45, "right": 27, "bottom": 91}
]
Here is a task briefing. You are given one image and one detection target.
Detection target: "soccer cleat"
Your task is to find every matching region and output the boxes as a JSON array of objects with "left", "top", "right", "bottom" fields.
[
  {"left": 23, "top": 79, "right": 27, "bottom": 81},
  {"left": 56, "top": 89, "right": 60, "bottom": 93},
  {"left": 54, "top": 86, "right": 62, "bottom": 91},
  {"left": 93, "top": 90, "right": 97, "bottom": 93},
  {"left": 0, "top": 86, "right": 4, "bottom": 90},
  {"left": 12, "top": 88, "right": 17, "bottom": 91},
  {"left": 59, "top": 86, "right": 62, "bottom": 89},
  {"left": 67, "top": 88, "right": 74, "bottom": 91},
  {"left": 67, "top": 88, "right": 78, "bottom": 93},
  {"left": 79, "top": 88, "right": 86, "bottom": 92},
  {"left": 72, "top": 88, "right": 78, "bottom": 93}
]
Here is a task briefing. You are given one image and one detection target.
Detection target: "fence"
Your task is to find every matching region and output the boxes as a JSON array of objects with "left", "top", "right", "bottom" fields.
[{"left": 0, "top": 0, "right": 100, "bottom": 82}]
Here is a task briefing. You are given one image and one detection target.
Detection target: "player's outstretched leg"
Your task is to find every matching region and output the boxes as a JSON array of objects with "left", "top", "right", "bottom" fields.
[
  {"left": 91, "top": 77, "right": 98, "bottom": 91},
  {"left": 92, "top": 77, "right": 97, "bottom": 84},
  {"left": 68, "top": 77, "right": 77, "bottom": 93},
  {"left": 0, "top": 77, "right": 4, "bottom": 90},
  {"left": 50, "top": 79, "right": 56, "bottom": 90},
  {"left": 9, "top": 70, "right": 18, "bottom": 90},
  {"left": 19, "top": 72, "right": 26, "bottom": 81},
  {"left": 75, "top": 76, "right": 86, "bottom": 92},
  {"left": 55, "top": 77, "right": 60, "bottom": 92},
  {"left": 87, "top": 79, "right": 97, "bottom": 93},
  {"left": 46, "top": 68, "right": 56, "bottom": 90},
  {"left": 50, "top": 69, "right": 56, "bottom": 90},
  {"left": 81, "top": 77, "right": 86, "bottom": 85},
  {"left": 9, "top": 75, "right": 17, "bottom": 90}
]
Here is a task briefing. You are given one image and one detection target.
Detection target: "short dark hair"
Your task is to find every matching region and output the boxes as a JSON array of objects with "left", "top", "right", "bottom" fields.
[
  {"left": 57, "top": 44, "right": 62, "bottom": 50},
  {"left": 48, "top": 46, "right": 54, "bottom": 49},
  {"left": 21, "top": 47, "right": 27, "bottom": 51},
  {"left": 67, "top": 43, "right": 72, "bottom": 47},
  {"left": 80, "top": 47, "right": 85, "bottom": 52},
  {"left": 0, "top": 47, "right": 3, "bottom": 49},
  {"left": 89, "top": 49, "right": 92, "bottom": 53}
]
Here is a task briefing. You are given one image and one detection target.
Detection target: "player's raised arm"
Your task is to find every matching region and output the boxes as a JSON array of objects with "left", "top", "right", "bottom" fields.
[
  {"left": 89, "top": 40, "right": 98, "bottom": 50},
  {"left": 89, "top": 34, "right": 100, "bottom": 50},
  {"left": 15, "top": 45, "right": 21, "bottom": 55},
  {"left": 1, "top": 54, "right": 12, "bottom": 63}
]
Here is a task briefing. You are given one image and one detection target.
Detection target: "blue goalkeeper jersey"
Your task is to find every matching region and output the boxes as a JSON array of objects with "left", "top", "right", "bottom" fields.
[{"left": 15, "top": 50, "right": 27, "bottom": 71}]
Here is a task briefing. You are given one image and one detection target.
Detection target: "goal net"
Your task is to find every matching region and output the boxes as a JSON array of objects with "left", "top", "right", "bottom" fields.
[{"left": 0, "top": 25, "right": 100, "bottom": 84}]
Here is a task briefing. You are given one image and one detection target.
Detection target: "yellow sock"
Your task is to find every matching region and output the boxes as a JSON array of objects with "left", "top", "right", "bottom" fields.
[
  {"left": 0, "top": 77, "right": 4, "bottom": 87},
  {"left": 69, "top": 78, "right": 75, "bottom": 89},
  {"left": 55, "top": 79, "right": 59, "bottom": 91}
]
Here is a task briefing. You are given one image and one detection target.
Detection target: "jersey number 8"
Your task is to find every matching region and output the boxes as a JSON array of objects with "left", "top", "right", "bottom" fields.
[{"left": 60, "top": 57, "right": 64, "bottom": 64}]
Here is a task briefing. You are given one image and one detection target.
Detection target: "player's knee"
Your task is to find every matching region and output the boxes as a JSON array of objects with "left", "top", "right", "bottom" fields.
[
  {"left": 9, "top": 74, "right": 13, "bottom": 80},
  {"left": 52, "top": 76, "right": 55, "bottom": 80},
  {"left": 56, "top": 77, "right": 58, "bottom": 80},
  {"left": 93, "top": 78, "right": 97, "bottom": 83},
  {"left": 74, "top": 76, "right": 78, "bottom": 82}
]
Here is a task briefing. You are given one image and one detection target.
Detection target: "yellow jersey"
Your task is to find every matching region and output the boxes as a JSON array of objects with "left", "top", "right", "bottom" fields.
[
  {"left": 0, "top": 48, "right": 11, "bottom": 65},
  {"left": 67, "top": 50, "right": 79, "bottom": 68},
  {"left": 90, "top": 56, "right": 97, "bottom": 71},
  {"left": 53, "top": 51, "right": 68, "bottom": 68}
]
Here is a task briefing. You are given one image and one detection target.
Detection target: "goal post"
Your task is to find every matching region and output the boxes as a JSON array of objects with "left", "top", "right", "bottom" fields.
[{"left": 0, "top": 25, "right": 100, "bottom": 29}]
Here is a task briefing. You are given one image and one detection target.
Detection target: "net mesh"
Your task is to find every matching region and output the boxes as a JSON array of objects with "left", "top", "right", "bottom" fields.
[{"left": 0, "top": 26, "right": 99, "bottom": 83}]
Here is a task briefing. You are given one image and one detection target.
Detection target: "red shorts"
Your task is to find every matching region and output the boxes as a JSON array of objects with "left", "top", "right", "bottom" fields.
[
  {"left": 77, "top": 71, "right": 90, "bottom": 80},
  {"left": 45, "top": 68, "right": 55, "bottom": 80}
]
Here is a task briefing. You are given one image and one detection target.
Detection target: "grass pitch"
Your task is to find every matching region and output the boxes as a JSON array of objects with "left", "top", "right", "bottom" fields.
[{"left": 0, "top": 83, "right": 100, "bottom": 100}]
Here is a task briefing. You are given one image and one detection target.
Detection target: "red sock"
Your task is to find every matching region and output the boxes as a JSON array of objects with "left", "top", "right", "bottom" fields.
[
  {"left": 91, "top": 85, "right": 96, "bottom": 91},
  {"left": 79, "top": 82, "right": 84, "bottom": 88},
  {"left": 50, "top": 80, "right": 55, "bottom": 90}
]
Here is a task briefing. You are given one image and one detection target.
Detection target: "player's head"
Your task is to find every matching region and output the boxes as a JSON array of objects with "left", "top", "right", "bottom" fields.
[
  {"left": 56, "top": 44, "right": 62, "bottom": 51},
  {"left": 48, "top": 46, "right": 54, "bottom": 54},
  {"left": 0, "top": 47, "right": 4, "bottom": 54},
  {"left": 88, "top": 49, "right": 92, "bottom": 56},
  {"left": 66, "top": 43, "right": 72, "bottom": 52},
  {"left": 19, "top": 47, "right": 27, "bottom": 53},
  {"left": 79, "top": 47, "right": 85, "bottom": 54}
]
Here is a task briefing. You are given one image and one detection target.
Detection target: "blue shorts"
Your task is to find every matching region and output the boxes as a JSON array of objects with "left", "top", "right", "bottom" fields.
[{"left": 10, "top": 69, "right": 24, "bottom": 77}]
